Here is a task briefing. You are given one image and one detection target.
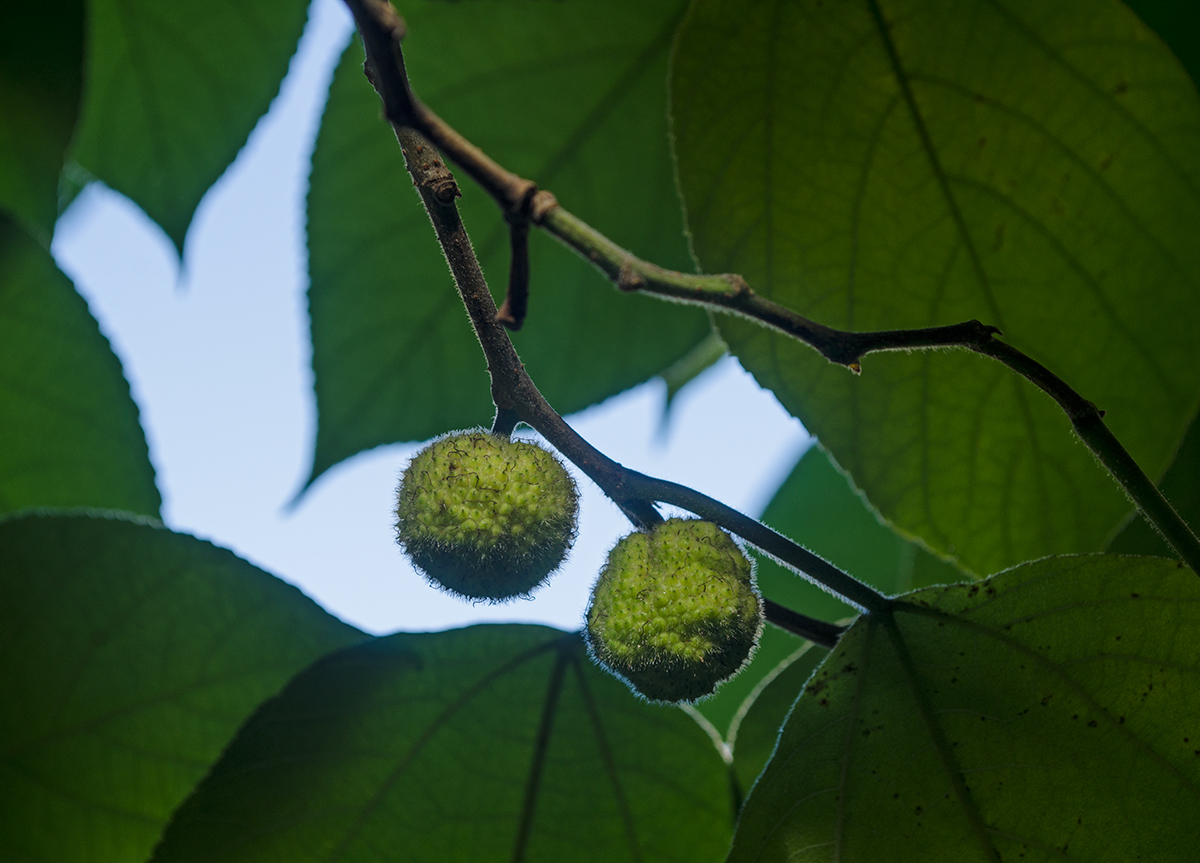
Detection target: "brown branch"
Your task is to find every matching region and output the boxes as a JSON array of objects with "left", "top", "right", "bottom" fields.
[
  {"left": 496, "top": 216, "right": 531, "bottom": 330},
  {"left": 764, "top": 600, "right": 845, "bottom": 649}
]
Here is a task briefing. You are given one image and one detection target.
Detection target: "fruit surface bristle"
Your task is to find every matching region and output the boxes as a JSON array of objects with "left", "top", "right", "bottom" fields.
[
  {"left": 585, "top": 518, "right": 762, "bottom": 703},
  {"left": 394, "top": 430, "right": 578, "bottom": 601}
]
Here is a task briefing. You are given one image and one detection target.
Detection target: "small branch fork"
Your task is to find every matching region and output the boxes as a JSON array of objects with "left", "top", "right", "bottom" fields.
[{"left": 346, "top": 0, "right": 1200, "bottom": 613}]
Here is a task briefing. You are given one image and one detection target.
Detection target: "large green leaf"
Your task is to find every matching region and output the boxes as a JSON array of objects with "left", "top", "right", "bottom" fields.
[
  {"left": 0, "top": 1, "right": 84, "bottom": 239},
  {"left": 729, "top": 554, "right": 1200, "bottom": 861},
  {"left": 755, "top": 445, "right": 963, "bottom": 622},
  {"left": 672, "top": 0, "right": 1200, "bottom": 575},
  {"left": 151, "top": 625, "right": 734, "bottom": 862},
  {"left": 0, "top": 214, "right": 159, "bottom": 517},
  {"left": 0, "top": 511, "right": 364, "bottom": 863},
  {"left": 70, "top": 0, "right": 310, "bottom": 251},
  {"left": 305, "top": 0, "right": 710, "bottom": 484}
]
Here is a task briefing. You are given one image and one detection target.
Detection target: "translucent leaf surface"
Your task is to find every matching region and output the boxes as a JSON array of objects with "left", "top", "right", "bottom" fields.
[
  {"left": 755, "top": 445, "right": 963, "bottom": 622},
  {"left": 71, "top": 0, "right": 310, "bottom": 250},
  {"left": 672, "top": 0, "right": 1200, "bottom": 574},
  {"left": 729, "top": 641, "right": 826, "bottom": 796},
  {"left": 152, "top": 625, "right": 734, "bottom": 863},
  {"left": 305, "top": 0, "right": 709, "bottom": 483},
  {"left": 0, "top": 511, "right": 364, "bottom": 863},
  {"left": 730, "top": 554, "right": 1200, "bottom": 861},
  {"left": 0, "top": 214, "right": 159, "bottom": 516},
  {"left": 0, "top": 0, "right": 83, "bottom": 238}
]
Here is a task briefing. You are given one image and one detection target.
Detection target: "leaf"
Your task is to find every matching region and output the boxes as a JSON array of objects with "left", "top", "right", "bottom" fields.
[
  {"left": 692, "top": 624, "right": 806, "bottom": 742},
  {"left": 671, "top": 0, "right": 1200, "bottom": 575},
  {"left": 0, "top": 213, "right": 160, "bottom": 517},
  {"left": 728, "top": 639, "right": 826, "bottom": 796},
  {"left": 151, "top": 625, "right": 734, "bottom": 863},
  {"left": 754, "top": 445, "right": 963, "bottom": 623},
  {"left": 0, "top": 0, "right": 84, "bottom": 239},
  {"left": 729, "top": 554, "right": 1200, "bottom": 861},
  {"left": 1109, "top": 409, "right": 1200, "bottom": 557},
  {"left": 658, "top": 329, "right": 726, "bottom": 428},
  {"left": 0, "top": 510, "right": 365, "bottom": 863},
  {"left": 70, "top": 0, "right": 310, "bottom": 252},
  {"left": 697, "top": 446, "right": 962, "bottom": 745},
  {"left": 1125, "top": 0, "right": 1200, "bottom": 88},
  {"left": 304, "top": 0, "right": 710, "bottom": 484}
]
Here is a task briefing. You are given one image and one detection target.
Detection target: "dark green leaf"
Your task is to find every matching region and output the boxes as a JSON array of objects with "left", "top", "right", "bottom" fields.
[
  {"left": 0, "top": 0, "right": 84, "bottom": 239},
  {"left": 659, "top": 329, "right": 726, "bottom": 423},
  {"left": 1109, "top": 410, "right": 1200, "bottom": 557},
  {"left": 0, "top": 511, "right": 364, "bottom": 863},
  {"left": 755, "top": 445, "right": 963, "bottom": 623},
  {"left": 0, "top": 214, "right": 159, "bottom": 517},
  {"left": 305, "top": 0, "right": 710, "bottom": 484},
  {"left": 70, "top": 0, "right": 310, "bottom": 251},
  {"left": 728, "top": 639, "right": 826, "bottom": 796},
  {"left": 672, "top": 0, "right": 1200, "bottom": 575},
  {"left": 1125, "top": 0, "right": 1200, "bottom": 87},
  {"left": 152, "top": 625, "right": 734, "bottom": 863},
  {"left": 730, "top": 554, "right": 1200, "bottom": 861},
  {"left": 691, "top": 623, "right": 805, "bottom": 740}
]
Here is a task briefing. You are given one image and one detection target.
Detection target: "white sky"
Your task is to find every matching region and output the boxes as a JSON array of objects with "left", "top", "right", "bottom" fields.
[{"left": 50, "top": 0, "right": 809, "bottom": 635}]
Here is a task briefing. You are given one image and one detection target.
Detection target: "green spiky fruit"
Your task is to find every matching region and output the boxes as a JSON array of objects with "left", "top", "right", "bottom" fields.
[
  {"left": 585, "top": 518, "right": 763, "bottom": 703},
  {"left": 394, "top": 430, "right": 579, "bottom": 601}
]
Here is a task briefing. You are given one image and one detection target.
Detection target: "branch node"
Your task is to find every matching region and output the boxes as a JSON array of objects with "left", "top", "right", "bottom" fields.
[
  {"left": 430, "top": 177, "right": 460, "bottom": 204},
  {"left": 530, "top": 190, "right": 559, "bottom": 223},
  {"left": 725, "top": 274, "right": 752, "bottom": 297},
  {"left": 617, "top": 262, "right": 645, "bottom": 292},
  {"left": 364, "top": 0, "right": 405, "bottom": 40},
  {"left": 619, "top": 499, "right": 664, "bottom": 530}
]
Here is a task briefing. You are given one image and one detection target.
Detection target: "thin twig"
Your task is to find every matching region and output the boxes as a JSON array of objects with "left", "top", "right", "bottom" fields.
[
  {"left": 496, "top": 216, "right": 531, "bottom": 330},
  {"left": 345, "top": 0, "right": 1200, "bottom": 575},
  {"left": 764, "top": 600, "right": 845, "bottom": 649},
  {"left": 491, "top": 406, "right": 520, "bottom": 437}
]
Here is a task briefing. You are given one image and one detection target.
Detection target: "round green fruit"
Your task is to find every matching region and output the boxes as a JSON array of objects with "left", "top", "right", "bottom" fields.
[
  {"left": 394, "top": 430, "right": 579, "bottom": 601},
  {"left": 585, "top": 518, "right": 763, "bottom": 703}
]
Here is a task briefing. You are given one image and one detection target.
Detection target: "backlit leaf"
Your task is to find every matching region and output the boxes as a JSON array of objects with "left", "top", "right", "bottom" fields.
[
  {"left": 672, "top": 0, "right": 1200, "bottom": 575},
  {"left": 730, "top": 554, "right": 1200, "bottom": 861},
  {"left": 0, "top": 214, "right": 159, "bottom": 517},
  {"left": 152, "top": 625, "right": 733, "bottom": 863},
  {"left": 755, "top": 445, "right": 963, "bottom": 623},
  {"left": 0, "top": 511, "right": 365, "bottom": 863},
  {"left": 71, "top": 0, "right": 310, "bottom": 251}
]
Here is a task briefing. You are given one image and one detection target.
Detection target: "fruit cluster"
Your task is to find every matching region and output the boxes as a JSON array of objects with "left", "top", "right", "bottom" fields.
[{"left": 394, "top": 431, "right": 762, "bottom": 701}]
